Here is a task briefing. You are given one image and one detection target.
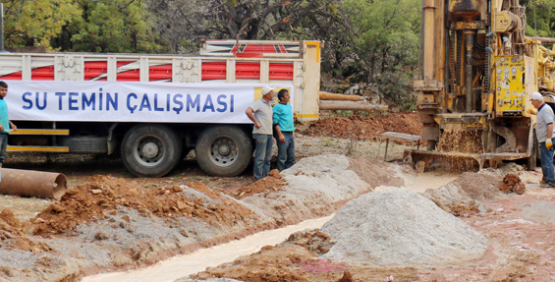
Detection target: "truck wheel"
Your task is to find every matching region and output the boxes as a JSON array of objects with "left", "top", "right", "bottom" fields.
[
  {"left": 121, "top": 125, "right": 182, "bottom": 177},
  {"left": 196, "top": 126, "right": 252, "bottom": 176}
]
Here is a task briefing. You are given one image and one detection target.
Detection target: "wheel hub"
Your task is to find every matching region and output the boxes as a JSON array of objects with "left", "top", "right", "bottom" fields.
[
  {"left": 141, "top": 142, "right": 159, "bottom": 159},
  {"left": 218, "top": 145, "right": 230, "bottom": 155},
  {"left": 209, "top": 137, "right": 238, "bottom": 167}
]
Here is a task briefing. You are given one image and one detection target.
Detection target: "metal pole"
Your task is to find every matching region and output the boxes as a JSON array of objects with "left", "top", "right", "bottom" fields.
[
  {"left": 0, "top": 3, "right": 4, "bottom": 50},
  {"left": 465, "top": 30, "right": 475, "bottom": 112}
]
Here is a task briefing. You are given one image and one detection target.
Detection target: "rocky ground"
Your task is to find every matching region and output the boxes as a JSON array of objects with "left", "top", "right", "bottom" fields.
[{"left": 1, "top": 112, "right": 555, "bottom": 282}]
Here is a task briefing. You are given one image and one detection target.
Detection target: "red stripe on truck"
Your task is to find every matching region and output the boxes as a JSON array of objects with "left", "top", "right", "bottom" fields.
[
  {"left": 84, "top": 62, "right": 108, "bottom": 80},
  {"left": 116, "top": 61, "right": 139, "bottom": 81},
  {"left": 269, "top": 63, "right": 293, "bottom": 80},
  {"left": 236, "top": 62, "right": 260, "bottom": 79},
  {"left": 149, "top": 64, "right": 172, "bottom": 81},
  {"left": 202, "top": 62, "right": 226, "bottom": 80},
  {"left": 0, "top": 72, "right": 22, "bottom": 80},
  {"left": 32, "top": 66, "right": 55, "bottom": 80}
]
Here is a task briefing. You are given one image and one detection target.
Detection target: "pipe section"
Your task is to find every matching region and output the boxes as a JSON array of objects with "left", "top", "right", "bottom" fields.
[
  {"left": 465, "top": 30, "right": 475, "bottom": 112},
  {"left": 0, "top": 168, "right": 67, "bottom": 199}
]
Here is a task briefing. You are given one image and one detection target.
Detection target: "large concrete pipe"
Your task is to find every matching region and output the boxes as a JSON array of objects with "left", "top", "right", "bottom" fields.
[{"left": 0, "top": 168, "right": 67, "bottom": 200}]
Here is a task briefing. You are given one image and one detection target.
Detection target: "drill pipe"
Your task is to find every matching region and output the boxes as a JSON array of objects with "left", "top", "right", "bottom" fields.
[{"left": 0, "top": 168, "right": 67, "bottom": 200}]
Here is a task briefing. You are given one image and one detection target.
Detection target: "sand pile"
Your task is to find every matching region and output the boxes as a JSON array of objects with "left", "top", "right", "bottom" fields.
[{"left": 320, "top": 189, "right": 488, "bottom": 267}]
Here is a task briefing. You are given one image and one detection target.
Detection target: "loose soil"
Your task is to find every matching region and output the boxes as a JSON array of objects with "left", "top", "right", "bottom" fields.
[
  {"left": 1, "top": 112, "right": 553, "bottom": 282},
  {"left": 187, "top": 171, "right": 555, "bottom": 282},
  {"left": 299, "top": 112, "right": 422, "bottom": 143}
]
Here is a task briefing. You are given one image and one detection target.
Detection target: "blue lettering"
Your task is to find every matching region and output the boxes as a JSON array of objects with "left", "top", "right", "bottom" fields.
[
  {"left": 107, "top": 93, "right": 118, "bottom": 111},
  {"left": 231, "top": 95, "right": 234, "bottom": 112},
  {"left": 203, "top": 95, "right": 215, "bottom": 112},
  {"left": 166, "top": 94, "right": 170, "bottom": 111},
  {"left": 154, "top": 94, "right": 163, "bottom": 112},
  {"left": 173, "top": 94, "right": 183, "bottom": 114},
  {"left": 36, "top": 92, "right": 47, "bottom": 110},
  {"left": 55, "top": 92, "right": 66, "bottom": 110},
  {"left": 82, "top": 93, "right": 95, "bottom": 110},
  {"left": 68, "top": 92, "right": 79, "bottom": 110},
  {"left": 99, "top": 88, "right": 103, "bottom": 111},
  {"left": 127, "top": 93, "right": 138, "bottom": 114},
  {"left": 139, "top": 94, "right": 151, "bottom": 111},
  {"left": 216, "top": 95, "right": 227, "bottom": 112},
  {"left": 22, "top": 92, "right": 32, "bottom": 110},
  {"left": 186, "top": 94, "right": 200, "bottom": 112}
]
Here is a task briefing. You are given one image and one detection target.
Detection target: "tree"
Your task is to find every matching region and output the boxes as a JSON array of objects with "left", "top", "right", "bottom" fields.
[
  {"left": 147, "top": 0, "right": 351, "bottom": 66},
  {"left": 523, "top": 0, "right": 555, "bottom": 38},
  {"left": 3, "top": 0, "right": 81, "bottom": 50},
  {"left": 339, "top": 0, "right": 421, "bottom": 103},
  {"left": 68, "top": 0, "right": 161, "bottom": 53}
]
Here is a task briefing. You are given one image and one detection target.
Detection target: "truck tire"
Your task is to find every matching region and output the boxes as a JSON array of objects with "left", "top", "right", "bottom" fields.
[
  {"left": 121, "top": 125, "right": 182, "bottom": 177},
  {"left": 196, "top": 126, "right": 252, "bottom": 177}
]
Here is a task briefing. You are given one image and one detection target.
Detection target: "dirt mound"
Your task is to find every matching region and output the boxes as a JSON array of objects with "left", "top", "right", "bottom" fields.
[
  {"left": 33, "top": 176, "right": 256, "bottom": 236},
  {"left": 299, "top": 112, "right": 422, "bottom": 142},
  {"left": 231, "top": 170, "right": 288, "bottom": 199},
  {"left": 286, "top": 229, "right": 335, "bottom": 255},
  {"left": 0, "top": 209, "right": 53, "bottom": 253},
  {"left": 321, "top": 189, "right": 488, "bottom": 267},
  {"left": 348, "top": 157, "right": 404, "bottom": 189},
  {"left": 424, "top": 171, "right": 503, "bottom": 216},
  {"left": 451, "top": 171, "right": 503, "bottom": 201},
  {"left": 0, "top": 209, "right": 24, "bottom": 239},
  {"left": 189, "top": 243, "right": 346, "bottom": 282},
  {"left": 499, "top": 173, "right": 526, "bottom": 195}
]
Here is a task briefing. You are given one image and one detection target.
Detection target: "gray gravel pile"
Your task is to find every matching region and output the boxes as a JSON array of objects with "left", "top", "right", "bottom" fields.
[
  {"left": 241, "top": 154, "right": 372, "bottom": 223},
  {"left": 321, "top": 189, "right": 488, "bottom": 268}
]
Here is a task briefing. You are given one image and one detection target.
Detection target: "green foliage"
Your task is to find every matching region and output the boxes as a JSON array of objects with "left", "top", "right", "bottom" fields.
[
  {"left": 524, "top": 0, "right": 555, "bottom": 38},
  {"left": 3, "top": 0, "right": 161, "bottom": 53},
  {"left": 3, "top": 0, "right": 81, "bottom": 50},
  {"left": 69, "top": 1, "right": 160, "bottom": 53},
  {"left": 339, "top": 0, "right": 421, "bottom": 104}
]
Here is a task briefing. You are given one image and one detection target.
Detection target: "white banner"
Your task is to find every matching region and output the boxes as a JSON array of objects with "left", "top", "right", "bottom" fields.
[{"left": 4, "top": 81, "right": 294, "bottom": 123}]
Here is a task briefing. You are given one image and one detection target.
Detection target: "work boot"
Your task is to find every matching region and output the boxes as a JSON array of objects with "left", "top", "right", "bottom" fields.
[{"left": 0, "top": 163, "right": 3, "bottom": 168}]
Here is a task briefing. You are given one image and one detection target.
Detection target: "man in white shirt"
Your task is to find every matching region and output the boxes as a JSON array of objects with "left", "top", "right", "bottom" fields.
[
  {"left": 245, "top": 85, "right": 275, "bottom": 180},
  {"left": 531, "top": 91, "right": 555, "bottom": 187}
]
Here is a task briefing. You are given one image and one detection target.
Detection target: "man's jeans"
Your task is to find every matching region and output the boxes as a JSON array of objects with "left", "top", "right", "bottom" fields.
[
  {"left": 0, "top": 133, "right": 8, "bottom": 164},
  {"left": 277, "top": 132, "right": 295, "bottom": 171},
  {"left": 539, "top": 138, "right": 555, "bottom": 184},
  {"left": 253, "top": 134, "right": 273, "bottom": 180}
]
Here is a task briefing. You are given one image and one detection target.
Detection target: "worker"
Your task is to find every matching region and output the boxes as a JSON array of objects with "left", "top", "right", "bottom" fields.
[
  {"left": 530, "top": 91, "right": 555, "bottom": 187},
  {"left": 273, "top": 89, "right": 295, "bottom": 171},
  {"left": 245, "top": 85, "right": 275, "bottom": 180},
  {"left": 0, "top": 81, "right": 17, "bottom": 171}
]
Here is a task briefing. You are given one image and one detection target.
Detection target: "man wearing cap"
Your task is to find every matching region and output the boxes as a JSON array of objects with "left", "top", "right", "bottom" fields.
[
  {"left": 530, "top": 91, "right": 555, "bottom": 187},
  {"left": 245, "top": 85, "right": 275, "bottom": 180}
]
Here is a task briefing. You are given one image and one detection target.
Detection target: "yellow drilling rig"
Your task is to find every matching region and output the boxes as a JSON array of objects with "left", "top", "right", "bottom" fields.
[{"left": 410, "top": 0, "right": 555, "bottom": 170}]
